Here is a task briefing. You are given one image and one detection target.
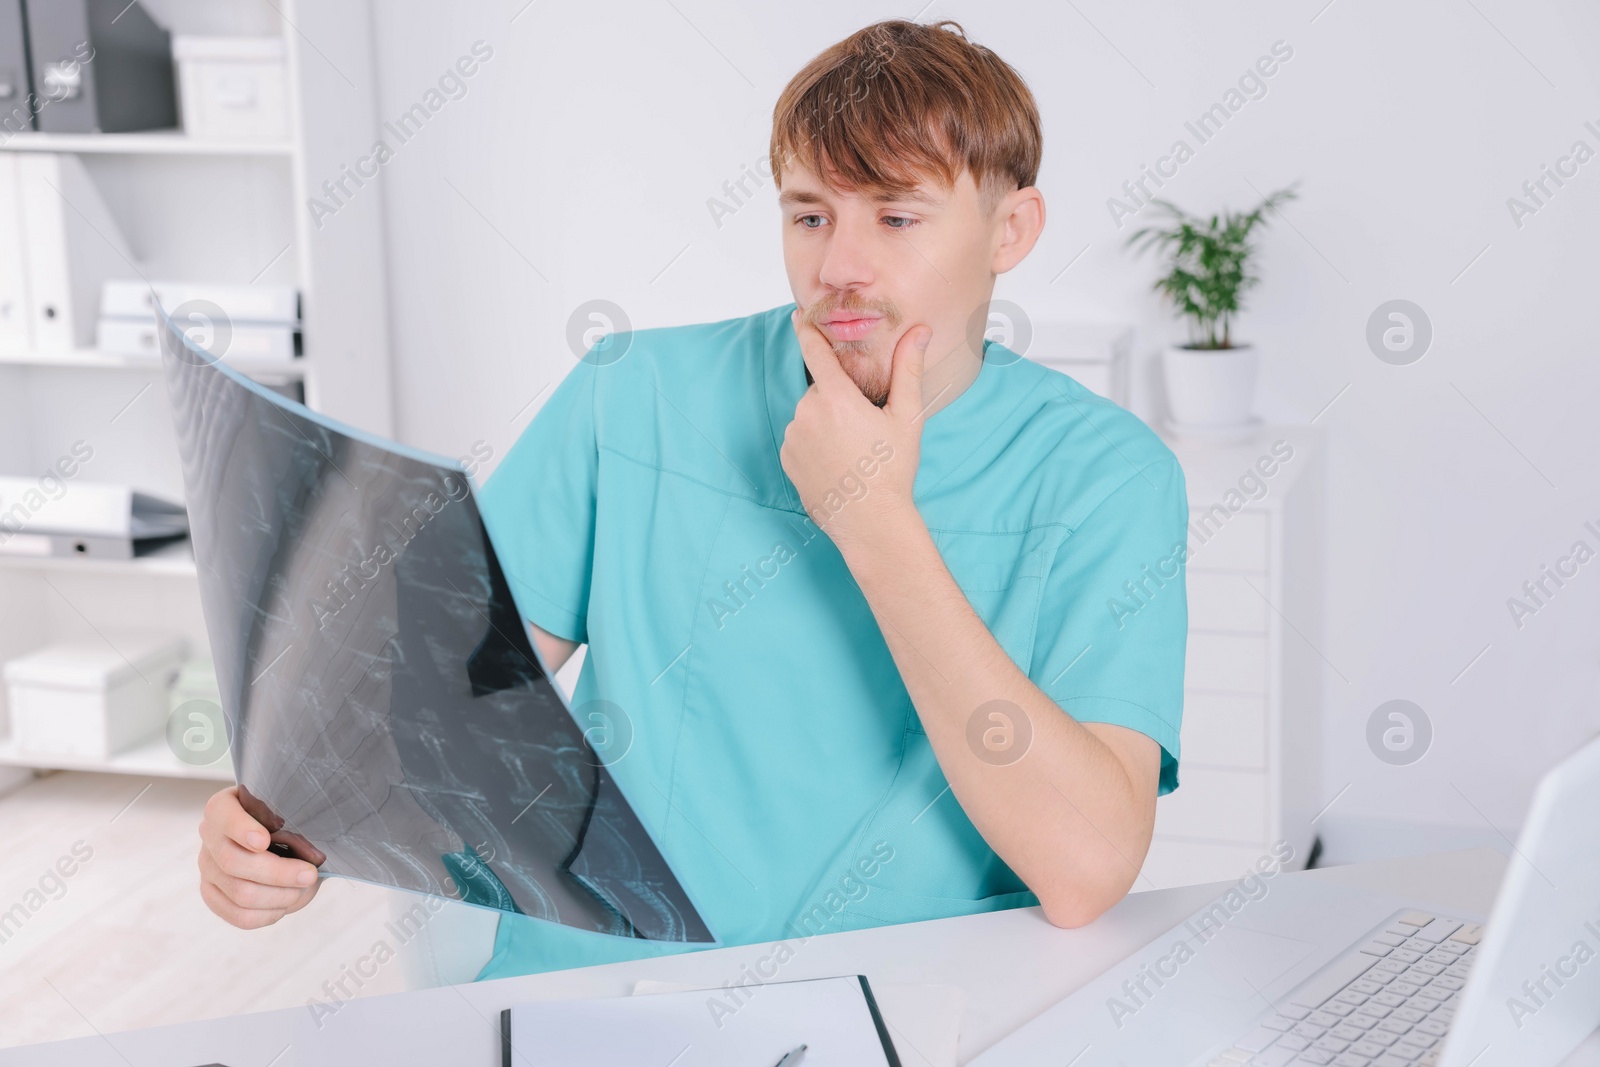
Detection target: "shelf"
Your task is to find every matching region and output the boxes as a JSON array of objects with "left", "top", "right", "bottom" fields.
[
  {"left": 0, "top": 348, "right": 306, "bottom": 378},
  {"left": 0, "top": 541, "right": 197, "bottom": 577},
  {"left": 0, "top": 5, "right": 391, "bottom": 793},
  {"left": 0, "top": 732, "right": 234, "bottom": 782},
  {"left": 0, "top": 132, "right": 295, "bottom": 157}
]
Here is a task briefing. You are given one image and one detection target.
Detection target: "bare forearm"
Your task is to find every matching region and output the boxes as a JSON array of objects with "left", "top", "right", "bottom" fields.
[
  {"left": 529, "top": 622, "right": 578, "bottom": 674},
  {"left": 836, "top": 501, "right": 1157, "bottom": 925},
  {"left": 776, "top": 312, "right": 1156, "bottom": 925}
]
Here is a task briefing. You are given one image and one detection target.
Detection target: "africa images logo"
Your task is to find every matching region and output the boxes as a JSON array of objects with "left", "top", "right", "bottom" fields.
[
  {"left": 1366, "top": 699, "right": 1432, "bottom": 766},
  {"left": 1105, "top": 841, "right": 1295, "bottom": 1028}
]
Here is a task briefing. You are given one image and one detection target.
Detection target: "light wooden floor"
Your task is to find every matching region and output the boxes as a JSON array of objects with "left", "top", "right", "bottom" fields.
[{"left": 0, "top": 770, "right": 417, "bottom": 1050}]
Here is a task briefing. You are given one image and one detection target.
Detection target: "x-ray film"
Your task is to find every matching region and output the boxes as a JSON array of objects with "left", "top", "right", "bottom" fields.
[{"left": 158, "top": 303, "right": 713, "bottom": 944}]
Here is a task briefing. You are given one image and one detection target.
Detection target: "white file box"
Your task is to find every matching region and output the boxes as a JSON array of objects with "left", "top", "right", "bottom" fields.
[{"left": 5, "top": 636, "right": 187, "bottom": 759}]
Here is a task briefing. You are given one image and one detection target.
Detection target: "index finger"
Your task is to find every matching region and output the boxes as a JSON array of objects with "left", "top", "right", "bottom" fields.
[
  {"left": 790, "top": 308, "right": 854, "bottom": 393},
  {"left": 204, "top": 828, "right": 319, "bottom": 888},
  {"left": 205, "top": 786, "right": 272, "bottom": 852}
]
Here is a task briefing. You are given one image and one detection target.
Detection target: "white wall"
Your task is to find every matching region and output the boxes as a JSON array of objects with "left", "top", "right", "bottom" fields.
[{"left": 357, "top": 0, "right": 1600, "bottom": 842}]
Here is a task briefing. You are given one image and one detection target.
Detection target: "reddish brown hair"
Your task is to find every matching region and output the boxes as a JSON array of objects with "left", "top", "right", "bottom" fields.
[{"left": 769, "top": 20, "right": 1042, "bottom": 210}]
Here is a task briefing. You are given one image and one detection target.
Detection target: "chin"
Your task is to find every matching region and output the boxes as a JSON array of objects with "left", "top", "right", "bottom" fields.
[{"left": 832, "top": 344, "right": 891, "bottom": 407}]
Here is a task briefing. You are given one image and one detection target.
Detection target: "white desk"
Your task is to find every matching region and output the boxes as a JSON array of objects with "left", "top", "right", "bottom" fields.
[{"left": 4, "top": 848, "right": 1596, "bottom": 1066}]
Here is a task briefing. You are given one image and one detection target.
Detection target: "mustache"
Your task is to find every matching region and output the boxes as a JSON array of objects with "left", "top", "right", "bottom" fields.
[{"left": 801, "top": 294, "right": 902, "bottom": 332}]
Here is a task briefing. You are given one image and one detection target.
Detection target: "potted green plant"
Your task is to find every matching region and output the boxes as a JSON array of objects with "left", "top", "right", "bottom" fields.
[{"left": 1126, "top": 186, "right": 1297, "bottom": 439}]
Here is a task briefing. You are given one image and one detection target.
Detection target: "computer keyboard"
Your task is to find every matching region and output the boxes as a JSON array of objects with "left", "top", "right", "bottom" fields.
[{"left": 1206, "top": 910, "right": 1483, "bottom": 1067}]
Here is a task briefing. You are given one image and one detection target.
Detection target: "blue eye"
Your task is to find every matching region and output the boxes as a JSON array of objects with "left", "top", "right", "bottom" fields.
[
  {"left": 883, "top": 216, "right": 919, "bottom": 230},
  {"left": 798, "top": 215, "right": 826, "bottom": 229}
]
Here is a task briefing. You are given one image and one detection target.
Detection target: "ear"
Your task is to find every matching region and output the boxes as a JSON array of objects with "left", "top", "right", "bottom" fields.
[{"left": 991, "top": 186, "right": 1046, "bottom": 275}]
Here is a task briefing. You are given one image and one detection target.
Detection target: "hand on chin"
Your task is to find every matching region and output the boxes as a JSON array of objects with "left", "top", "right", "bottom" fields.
[{"left": 781, "top": 310, "right": 933, "bottom": 546}]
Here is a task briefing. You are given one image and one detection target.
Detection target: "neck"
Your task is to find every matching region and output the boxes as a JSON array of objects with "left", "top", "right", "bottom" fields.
[{"left": 918, "top": 330, "right": 985, "bottom": 421}]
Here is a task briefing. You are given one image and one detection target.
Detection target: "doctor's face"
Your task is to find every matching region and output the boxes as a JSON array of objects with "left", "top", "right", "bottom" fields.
[{"left": 778, "top": 161, "right": 1006, "bottom": 406}]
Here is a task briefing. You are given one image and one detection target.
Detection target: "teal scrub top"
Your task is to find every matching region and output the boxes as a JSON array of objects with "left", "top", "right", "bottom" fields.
[{"left": 473, "top": 302, "right": 1188, "bottom": 980}]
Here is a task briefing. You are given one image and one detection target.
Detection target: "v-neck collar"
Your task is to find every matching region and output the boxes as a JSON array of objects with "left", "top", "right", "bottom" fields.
[{"left": 760, "top": 304, "right": 1013, "bottom": 512}]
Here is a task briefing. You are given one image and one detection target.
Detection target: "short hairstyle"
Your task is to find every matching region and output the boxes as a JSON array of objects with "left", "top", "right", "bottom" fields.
[{"left": 769, "top": 19, "right": 1042, "bottom": 212}]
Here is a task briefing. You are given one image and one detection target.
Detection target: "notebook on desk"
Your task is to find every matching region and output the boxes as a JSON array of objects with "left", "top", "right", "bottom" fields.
[{"left": 500, "top": 974, "right": 902, "bottom": 1067}]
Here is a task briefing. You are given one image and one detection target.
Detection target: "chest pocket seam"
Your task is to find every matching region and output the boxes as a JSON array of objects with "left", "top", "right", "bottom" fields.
[
  {"left": 950, "top": 561, "right": 1010, "bottom": 591},
  {"left": 903, "top": 525, "right": 1067, "bottom": 735},
  {"left": 599, "top": 445, "right": 776, "bottom": 509},
  {"left": 657, "top": 491, "right": 736, "bottom": 842}
]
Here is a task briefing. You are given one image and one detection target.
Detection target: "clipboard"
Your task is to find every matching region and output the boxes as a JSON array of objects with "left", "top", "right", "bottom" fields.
[{"left": 499, "top": 974, "right": 902, "bottom": 1066}]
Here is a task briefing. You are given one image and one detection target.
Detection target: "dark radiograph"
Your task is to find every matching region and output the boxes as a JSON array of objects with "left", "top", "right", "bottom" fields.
[{"left": 159, "top": 304, "right": 712, "bottom": 944}]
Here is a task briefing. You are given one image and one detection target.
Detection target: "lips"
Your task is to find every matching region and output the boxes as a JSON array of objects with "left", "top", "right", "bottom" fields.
[{"left": 823, "top": 315, "right": 881, "bottom": 342}]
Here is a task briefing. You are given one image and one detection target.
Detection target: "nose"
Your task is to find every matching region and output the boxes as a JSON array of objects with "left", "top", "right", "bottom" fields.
[{"left": 816, "top": 216, "right": 876, "bottom": 293}]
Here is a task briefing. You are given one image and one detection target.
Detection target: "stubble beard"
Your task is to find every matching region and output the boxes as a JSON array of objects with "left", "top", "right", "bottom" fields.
[
  {"left": 802, "top": 294, "right": 902, "bottom": 408},
  {"left": 831, "top": 338, "right": 892, "bottom": 408}
]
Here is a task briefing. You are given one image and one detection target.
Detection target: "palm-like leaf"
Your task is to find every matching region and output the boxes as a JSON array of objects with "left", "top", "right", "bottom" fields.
[{"left": 1126, "top": 186, "right": 1298, "bottom": 349}]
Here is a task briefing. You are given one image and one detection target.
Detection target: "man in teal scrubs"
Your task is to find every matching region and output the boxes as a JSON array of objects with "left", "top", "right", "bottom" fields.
[{"left": 196, "top": 18, "right": 1188, "bottom": 982}]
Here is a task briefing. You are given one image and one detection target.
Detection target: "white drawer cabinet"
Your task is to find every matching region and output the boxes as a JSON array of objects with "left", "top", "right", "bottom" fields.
[
  {"left": 1180, "top": 691, "right": 1267, "bottom": 768},
  {"left": 1187, "top": 508, "right": 1270, "bottom": 572},
  {"left": 1187, "top": 571, "right": 1269, "bottom": 633},
  {"left": 1185, "top": 632, "right": 1270, "bottom": 694},
  {"left": 1140, "top": 839, "right": 1280, "bottom": 888},
  {"left": 1140, "top": 426, "right": 1324, "bottom": 889},
  {"left": 1153, "top": 766, "right": 1268, "bottom": 841}
]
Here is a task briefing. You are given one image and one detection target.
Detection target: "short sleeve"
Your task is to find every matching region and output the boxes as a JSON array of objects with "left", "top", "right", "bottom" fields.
[
  {"left": 476, "top": 361, "right": 600, "bottom": 645},
  {"left": 1029, "top": 457, "right": 1189, "bottom": 794}
]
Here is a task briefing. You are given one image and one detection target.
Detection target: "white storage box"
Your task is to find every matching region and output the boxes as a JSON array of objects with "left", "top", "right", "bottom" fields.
[
  {"left": 101, "top": 280, "right": 301, "bottom": 324},
  {"left": 4, "top": 635, "right": 187, "bottom": 759},
  {"left": 97, "top": 279, "right": 302, "bottom": 362},
  {"left": 169, "top": 655, "right": 221, "bottom": 712},
  {"left": 98, "top": 318, "right": 298, "bottom": 361},
  {"left": 173, "top": 37, "right": 290, "bottom": 141}
]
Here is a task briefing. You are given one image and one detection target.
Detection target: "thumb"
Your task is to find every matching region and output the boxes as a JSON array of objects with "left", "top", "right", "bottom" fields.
[{"left": 887, "top": 326, "right": 932, "bottom": 416}]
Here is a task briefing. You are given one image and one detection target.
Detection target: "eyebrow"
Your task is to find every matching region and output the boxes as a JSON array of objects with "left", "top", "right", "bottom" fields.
[{"left": 777, "top": 187, "right": 946, "bottom": 208}]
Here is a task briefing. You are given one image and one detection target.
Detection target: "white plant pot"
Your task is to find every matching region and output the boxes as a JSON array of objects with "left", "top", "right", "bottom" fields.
[{"left": 1163, "top": 344, "right": 1260, "bottom": 432}]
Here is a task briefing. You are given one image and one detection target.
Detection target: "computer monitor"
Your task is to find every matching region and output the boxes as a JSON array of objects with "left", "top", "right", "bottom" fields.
[{"left": 1439, "top": 733, "right": 1600, "bottom": 1065}]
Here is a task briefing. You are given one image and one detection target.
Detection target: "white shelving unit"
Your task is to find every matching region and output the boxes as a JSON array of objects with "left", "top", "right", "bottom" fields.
[
  {"left": 0, "top": 348, "right": 308, "bottom": 376},
  {"left": 1138, "top": 423, "right": 1326, "bottom": 888},
  {"left": 0, "top": 0, "right": 392, "bottom": 788},
  {"left": 0, "top": 542, "right": 198, "bottom": 579},
  {"left": 0, "top": 734, "right": 229, "bottom": 780},
  {"left": 0, "top": 132, "right": 295, "bottom": 156}
]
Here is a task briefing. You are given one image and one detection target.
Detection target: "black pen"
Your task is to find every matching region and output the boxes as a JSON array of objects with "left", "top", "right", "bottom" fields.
[{"left": 771, "top": 1042, "right": 807, "bottom": 1067}]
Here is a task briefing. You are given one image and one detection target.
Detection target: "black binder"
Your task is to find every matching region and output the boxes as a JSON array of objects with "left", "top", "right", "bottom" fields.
[
  {"left": 0, "top": 0, "right": 31, "bottom": 132},
  {"left": 23, "top": 0, "right": 177, "bottom": 133}
]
